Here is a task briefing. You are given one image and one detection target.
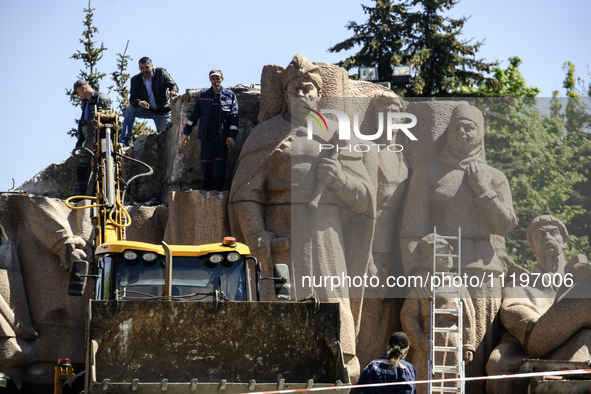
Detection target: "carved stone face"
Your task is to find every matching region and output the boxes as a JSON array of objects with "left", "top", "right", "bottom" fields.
[
  {"left": 532, "top": 224, "right": 566, "bottom": 263},
  {"left": 285, "top": 79, "right": 318, "bottom": 102},
  {"left": 448, "top": 118, "right": 482, "bottom": 153},
  {"left": 285, "top": 77, "right": 319, "bottom": 120}
]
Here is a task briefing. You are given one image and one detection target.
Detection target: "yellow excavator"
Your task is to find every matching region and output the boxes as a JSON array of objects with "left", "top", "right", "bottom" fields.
[{"left": 56, "top": 107, "right": 350, "bottom": 393}]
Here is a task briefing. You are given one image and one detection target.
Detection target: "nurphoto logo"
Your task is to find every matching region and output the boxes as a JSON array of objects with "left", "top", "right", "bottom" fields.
[{"left": 304, "top": 107, "right": 418, "bottom": 152}]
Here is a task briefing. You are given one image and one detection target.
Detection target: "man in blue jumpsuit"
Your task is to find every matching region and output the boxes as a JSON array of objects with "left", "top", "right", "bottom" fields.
[{"left": 182, "top": 69, "right": 239, "bottom": 191}]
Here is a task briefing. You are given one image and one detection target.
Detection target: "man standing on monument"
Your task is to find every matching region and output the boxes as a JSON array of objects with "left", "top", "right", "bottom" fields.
[
  {"left": 73, "top": 79, "right": 111, "bottom": 195},
  {"left": 119, "top": 57, "right": 179, "bottom": 147},
  {"left": 182, "top": 69, "right": 239, "bottom": 191}
]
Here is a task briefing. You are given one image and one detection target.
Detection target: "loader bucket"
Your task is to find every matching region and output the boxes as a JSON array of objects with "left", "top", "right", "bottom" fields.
[
  {"left": 521, "top": 359, "right": 591, "bottom": 394},
  {"left": 87, "top": 300, "right": 350, "bottom": 393}
]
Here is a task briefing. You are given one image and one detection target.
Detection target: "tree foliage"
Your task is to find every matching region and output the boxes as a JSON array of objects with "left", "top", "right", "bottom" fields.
[
  {"left": 328, "top": 0, "right": 407, "bottom": 83},
  {"left": 468, "top": 60, "right": 591, "bottom": 268},
  {"left": 109, "top": 40, "right": 131, "bottom": 117},
  {"left": 66, "top": 3, "right": 153, "bottom": 144},
  {"left": 329, "top": 0, "right": 496, "bottom": 96},
  {"left": 66, "top": 0, "right": 107, "bottom": 137}
]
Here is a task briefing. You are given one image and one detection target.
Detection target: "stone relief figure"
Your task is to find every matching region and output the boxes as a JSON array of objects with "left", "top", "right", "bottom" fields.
[
  {"left": 399, "top": 103, "right": 517, "bottom": 393},
  {"left": 365, "top": 93, "right": 409, "bottom": 283},
  {"left": 487, "top": 215, "right": 591, "bottom": 394},
  {"left": 0, "top": 225, "right": 39, "bottom": 387},
  {"left": 401, "top": 234, "right": 475, "bottom": 394},
  {"left": 228, "top": 54, "right": 378, "bottom": 381},
  {"left": 0, "top": 194, "right": 93, "bottom": 387},
  {"left": 355, "top": 93, "right": 409, "bottom": 369}
]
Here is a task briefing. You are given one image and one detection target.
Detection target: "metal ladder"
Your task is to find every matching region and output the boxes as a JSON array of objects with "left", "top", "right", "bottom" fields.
[{"left": 428, "top": 227, "right": 464, "bottom": 394}]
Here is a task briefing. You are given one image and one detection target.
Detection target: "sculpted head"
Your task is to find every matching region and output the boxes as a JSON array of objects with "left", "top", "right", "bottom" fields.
[
  {"left": 419, "top": 233, "right": 454, "bottom": 272},
  {"left": 527, "top": 215, "right": 568, "bottom": 267},
  {"left": 446, "top": 104, "right": 485, "bottom": 155},
  {"left": 281, "top": 54, "right": 322, "bottom": 118}
]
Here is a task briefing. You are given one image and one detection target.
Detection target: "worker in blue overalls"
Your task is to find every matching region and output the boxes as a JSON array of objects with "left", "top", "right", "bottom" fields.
[{"left": 182, "top": 69, "right": 239, "bottom": 191}]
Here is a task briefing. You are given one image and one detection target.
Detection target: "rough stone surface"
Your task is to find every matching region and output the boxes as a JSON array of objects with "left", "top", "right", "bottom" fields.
[
  {"left": 4, "top": 55, "right": 590, "bottom": 394},
  {"left": 163, "top": 190, "right": 230, "bottom": 245},
  {"left": 17, "top": 156, "right": 79, "bottom": 199}
]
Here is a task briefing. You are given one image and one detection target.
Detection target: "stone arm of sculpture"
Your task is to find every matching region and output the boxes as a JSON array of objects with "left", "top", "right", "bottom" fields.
[
  {"left": 316, "top": 157, "right": 370, "bottom": 214},
  {"left": 467, "top": 162, "right": 517, "bottom": 236},
  {"left": 461, "top": 289, "right": 477, "bottom": 363},
  {"left": 231, "top": 201, "right": 275, "bottom": 270},
  {"left": 526, "top": 274, "right": 591, "bottom": 358},
  {"left": 400, "top": 295, "right": 430, "bottom": 355},
  {"left": 24, "top": 199, "right": 89, "bottom": 270}
]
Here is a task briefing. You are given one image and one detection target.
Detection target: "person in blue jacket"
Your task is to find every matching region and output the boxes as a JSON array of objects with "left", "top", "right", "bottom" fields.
[
  {"left": 182, "top": 69, "right": 239, "bottom": 191},
  {"left": 73, "top": 79, "right": 111, "bottom": 196},
  {"left": 356, "top": 332, "right": 417, "bottom": 394}
]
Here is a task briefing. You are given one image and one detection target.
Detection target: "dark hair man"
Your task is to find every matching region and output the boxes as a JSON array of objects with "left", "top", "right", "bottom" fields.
[{"left": 119, "top": 57, "right": 178, "bottom": 147}]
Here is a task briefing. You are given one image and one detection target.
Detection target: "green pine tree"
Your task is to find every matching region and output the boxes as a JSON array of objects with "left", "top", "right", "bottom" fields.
[
  {"left": 109, "top": 40, "right": 131, "bottom": 118},
  {"left": 329, "top": 0, "right": 496, "bottom": 96},
  {"left": 66, "top": 0, "right": 107, "bottom": 137},
  {"left": 328, "top": 0, "right": 408, "bottom": 83}
]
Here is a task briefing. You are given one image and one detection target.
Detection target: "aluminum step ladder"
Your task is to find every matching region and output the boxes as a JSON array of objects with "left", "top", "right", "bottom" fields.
[{"left": 428, "top": 227, "right": 464, "bottom": 394}]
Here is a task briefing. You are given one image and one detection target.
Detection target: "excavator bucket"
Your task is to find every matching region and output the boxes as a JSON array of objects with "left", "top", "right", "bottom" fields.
[{"left": 87, "top": 300, "right": 350, "bottom": 393}]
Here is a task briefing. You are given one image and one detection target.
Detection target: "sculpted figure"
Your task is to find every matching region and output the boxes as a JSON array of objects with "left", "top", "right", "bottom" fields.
[
  {"left": 0, "top": 195, "right": 93, "bottom": 388},
  {"left": 0, "top": 226, "right": 38, "bottom": 388},
  {"left": 487, "top": 215, "right": 590, "bottom": 394},
  {"left": 399, "top": 103, "right": 517, "bottom": 392},
  {"left": 229, "top": 54, "right": 377, "bottom": 381},
  {"left": 356, "top": 93, "right": 409, "bottom": 366},
  {"left": 366, "top": 94, "right": 408, "bottom": 282},
  {"left": 401, "top": 234, "right": 475, "bottom": 394}
]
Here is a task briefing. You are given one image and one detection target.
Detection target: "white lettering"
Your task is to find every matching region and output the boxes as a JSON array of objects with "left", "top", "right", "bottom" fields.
[{"left": 388, "top": 112, "right": 418, "bottom": 141}]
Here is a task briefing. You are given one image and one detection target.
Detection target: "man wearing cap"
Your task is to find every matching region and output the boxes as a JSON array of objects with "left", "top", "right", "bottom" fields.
[
  {"left": 73, "top": 79, "right": 111, "bottom": 195},
  {"left": 119, "top": 57, "right": 179, "bottom": 147},
  {"left": 182, "top": 69, "right": 239, "bottom": 191}
]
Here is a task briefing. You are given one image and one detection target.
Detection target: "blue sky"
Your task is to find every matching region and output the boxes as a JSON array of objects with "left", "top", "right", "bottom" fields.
[{"left": 1, "top": 0, "right": 590, "bottom": 192}]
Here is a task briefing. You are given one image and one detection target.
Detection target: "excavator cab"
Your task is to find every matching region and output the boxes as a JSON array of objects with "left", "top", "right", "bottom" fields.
[{"left": 93, "top": 238, "right": 253, "bottom": 302}]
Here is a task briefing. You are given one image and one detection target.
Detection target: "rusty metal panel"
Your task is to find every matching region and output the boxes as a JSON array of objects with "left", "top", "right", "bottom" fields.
[
  {"left": 521, "top": 359, "right": 591, "bottom": 376},
  {"left": 90, "top": 301, "right": 345, "bottom": 385},
  {"left": 534, "top": 380, "right": 591, "bottom": 394},
  {"left": 522, "top": 359, "right": 591, "bottom": 393}
]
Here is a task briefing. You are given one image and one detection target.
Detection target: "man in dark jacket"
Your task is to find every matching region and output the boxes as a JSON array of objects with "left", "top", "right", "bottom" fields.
[
  {"left": 182, "top": 69, "right": 239, "bottom": 191},
  {"left": 119, "top": 57, "right": 178, "bottom": 146},
  {"left": 73, "top": 79, "right": 111, "bottom": 195}
]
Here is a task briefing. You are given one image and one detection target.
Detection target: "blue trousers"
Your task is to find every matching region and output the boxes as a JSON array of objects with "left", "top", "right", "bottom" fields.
[{"left": 120, "top": 105, "right": 171, "bottom": 146}]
